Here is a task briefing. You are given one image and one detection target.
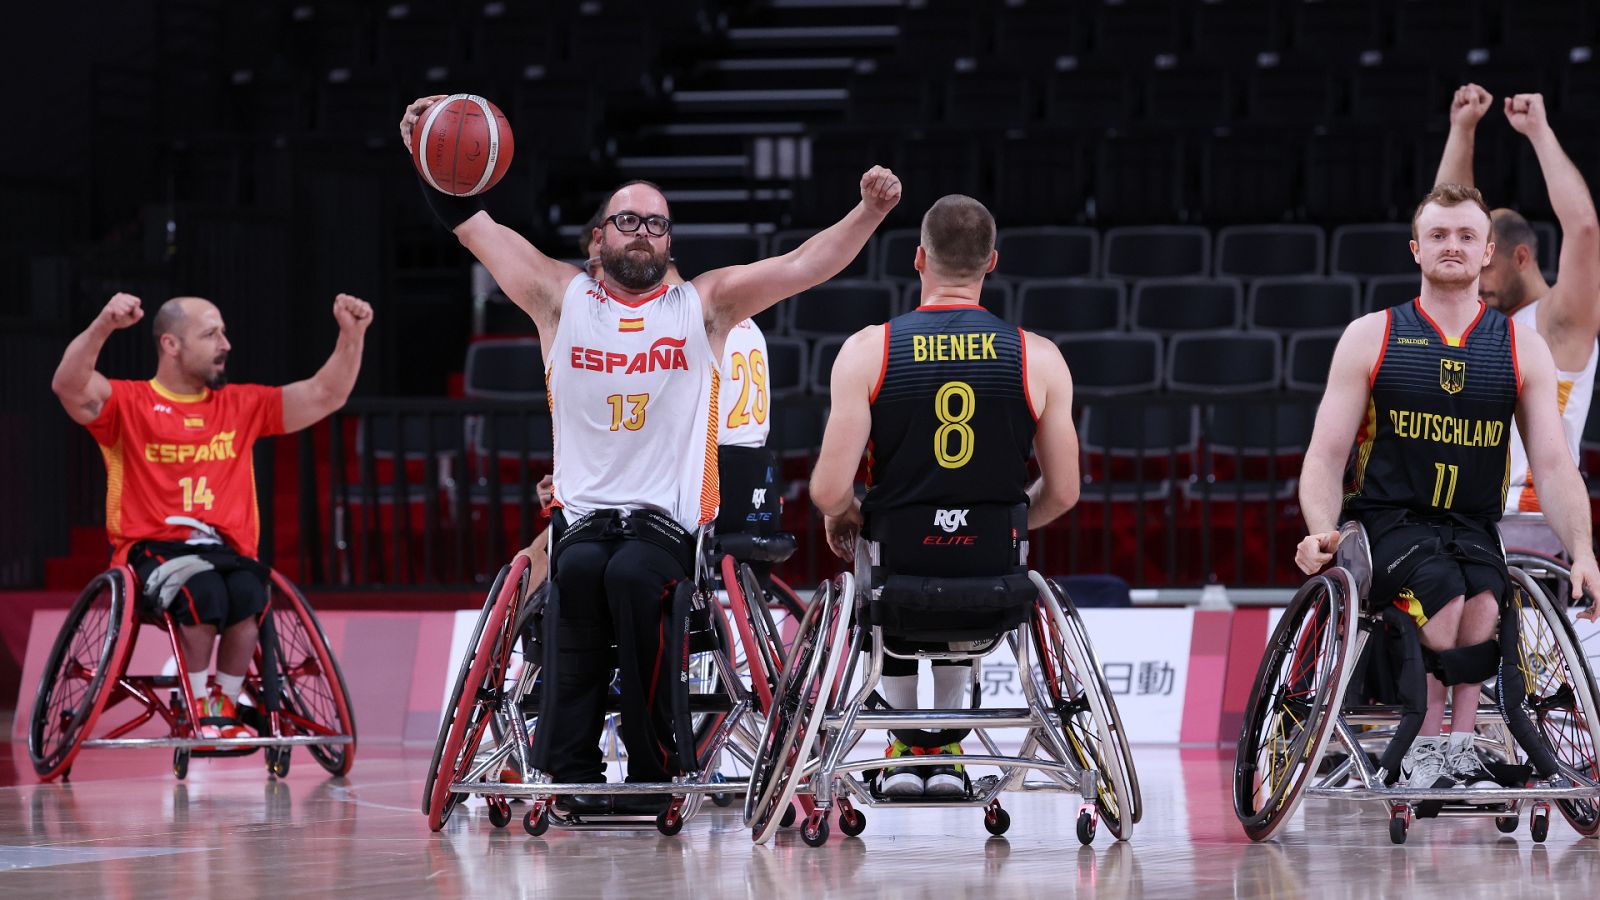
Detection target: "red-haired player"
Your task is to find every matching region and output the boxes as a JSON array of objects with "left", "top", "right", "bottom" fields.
[{"left": 52, "top": 291, "right": 373, "bottom": 739}]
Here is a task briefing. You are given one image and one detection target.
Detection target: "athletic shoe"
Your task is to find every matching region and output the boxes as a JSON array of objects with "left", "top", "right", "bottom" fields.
[
  {"left": 923, "top": 742, "right": 968, "bottom": 799},
  {"left": 877, "top": 738, "right": 924, "bottom": 798},
  {"left": 198, "top": 687, "right": 248, "bottom": 741},
  {"left": 1401, "top": 737, "right": 1458, "bottom": 790},
  {"left": 1446, "top": 740, "right": 1500, "bottom": 790}
]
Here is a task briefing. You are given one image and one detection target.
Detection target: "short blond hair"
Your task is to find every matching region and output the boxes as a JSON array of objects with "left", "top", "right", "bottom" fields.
[{"left": 1411, "top": 183, "right": 1492, "bottom": 241}]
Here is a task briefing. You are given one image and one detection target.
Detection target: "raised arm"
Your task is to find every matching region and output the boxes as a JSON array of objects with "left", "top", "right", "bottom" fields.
[
  {"left": 1295, "top": 313, "right": 1386, "bottom": 574},
  {"left": 1511, "top": 324, "right": 1600, "bottom": 616},
  {"left": 810, "top": 325, "right": 883, "bottom": 559},
  {"left": 398, "top": 96, "right": 579, "bottom": 343},
  {"left": 695, "top": 167, "right": 900, "bottom": 333},
  {"left": 281, "top": 294, "right": 374, "bottom": 433},
  {"left": 1434, "top": 84, "right": 1493, "bottom": 189},
  {"left": 1507, "top": 93, "right": 1600, "bottom": 342},
  {"left": 1022, "top": 332, "right": 1079, "bottom": 530},
  {"left": 52, "top": 292, "right": 142, "bottom": 425}
]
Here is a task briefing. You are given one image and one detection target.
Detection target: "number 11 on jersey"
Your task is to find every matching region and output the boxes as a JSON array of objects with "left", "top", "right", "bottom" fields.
[{"left": 1431, "top": 462, "right": 1459, "bottom": 509}]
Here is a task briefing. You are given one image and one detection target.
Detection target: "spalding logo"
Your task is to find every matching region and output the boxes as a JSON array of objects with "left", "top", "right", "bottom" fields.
[{"left": 570, "top": 337, "right": 689, "bottom": 374}]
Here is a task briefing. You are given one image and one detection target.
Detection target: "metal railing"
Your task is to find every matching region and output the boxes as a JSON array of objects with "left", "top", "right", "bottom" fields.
[{"left": 283, "top": 393, "right": 1322, "bottom": 590}]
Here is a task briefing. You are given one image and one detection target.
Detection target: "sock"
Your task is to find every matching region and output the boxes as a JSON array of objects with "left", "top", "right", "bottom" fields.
[
  {"left": 188, "top": 671, "right": 210, "bottom": 701},
  {"left": 881, "top": 673, "right": 918, "bottom": 713},
  {"left": 215, "top": 671, "right": 245, "bottom": 703},
  {"left": 933, "top": 663, "right": 972, "bottom": 711}
]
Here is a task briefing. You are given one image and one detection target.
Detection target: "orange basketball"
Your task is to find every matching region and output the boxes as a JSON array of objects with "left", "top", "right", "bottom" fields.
[{"left": 411, "top": 94, "right": 515, "bottom": 197}]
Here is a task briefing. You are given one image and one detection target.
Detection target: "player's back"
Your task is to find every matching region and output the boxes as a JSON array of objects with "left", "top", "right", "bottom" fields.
[{"left": 862, "top": 304, "right": 1035, "bottom": 516}]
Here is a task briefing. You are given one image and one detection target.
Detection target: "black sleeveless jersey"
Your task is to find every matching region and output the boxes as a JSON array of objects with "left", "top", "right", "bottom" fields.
[
  {"left": 861, "top": 305, "right": 1036, "bottom": 515},
  {"left": 1344, "top": 299, "right": 1520, "bottom": 522}
]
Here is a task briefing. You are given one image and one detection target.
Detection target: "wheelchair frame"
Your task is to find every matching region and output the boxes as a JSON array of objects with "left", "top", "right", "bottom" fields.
[
  {"left": 743, "top": 566, "right": 1141, "bottom": 847},
  {"left": 1234, "top": 518, "right": 1600, "bottom": 844},
  {"left": 28, "top": 566, "right": 357, "bottom": 782},
  {"left": 423, "top": 536, "right": 807, "bottom": 836}
]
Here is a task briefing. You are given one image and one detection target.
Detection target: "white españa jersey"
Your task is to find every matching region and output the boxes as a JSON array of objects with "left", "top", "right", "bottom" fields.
[
  {"left": 546, "top": 274, "right": 720, "bottom": 530},
  {"left": 1506, "top": 298, "right": 1598, "bottom": 512},
  {"left": 719, "top": 318, "right": 771, "bottom": 448}
]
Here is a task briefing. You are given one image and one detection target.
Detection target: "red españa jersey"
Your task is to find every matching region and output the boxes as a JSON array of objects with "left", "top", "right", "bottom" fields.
[{"left": 85, "top": 379, "right": 285, "bottom": 563}]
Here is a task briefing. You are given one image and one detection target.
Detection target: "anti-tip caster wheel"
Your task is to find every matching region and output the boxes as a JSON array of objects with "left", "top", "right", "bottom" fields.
[
  {"left": 780, "top": 803, "right": 798, "bottom": 828},
  {"left": 1495, "top": 815, "right": 1519, "bottom": 834},
  {"left": 985, "top": 804, "right": 1011, "bottom": 836},
  {"left": 1531, "top": 808, "right": 1550, "bottom": 843},
  {"left": 1076, "top": 808, "right": 1096, "bottom": 845},
  {"left": 839, "top": 807, "right": 867, "bottom": 837},
  {"left": 173, "top": 748, "right": 190, "bottom": 781},
  {"left": 523, "top": 807, "right": 550, "bottom": 837},
  {"left": 801, "top": 814, "right": 830, "bottom": 847},
  {"left": 487, "top": 798, "right": 512, "bottom": 829},
  {"left": 656, "top": 808, "right": 685, "bottom": 836},
  {"left": 1389, "top": 815, "right": 1409, "bottom": 845},
  {"left": 266, "top": 747, "right": 290, "bottom": 779}
]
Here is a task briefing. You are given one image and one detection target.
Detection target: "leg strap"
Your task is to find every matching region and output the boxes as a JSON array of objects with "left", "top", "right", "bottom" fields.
[
  {"left": 1376, "top": 606, "right": 1428, "bottom": 784},
  {"left": 1422, "top": 639, "right": 1500, "bottom": 687}
]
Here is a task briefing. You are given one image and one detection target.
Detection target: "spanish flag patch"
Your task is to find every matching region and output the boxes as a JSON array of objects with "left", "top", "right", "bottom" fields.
[
  {"left": 183, "top": 416, "right": 206, "bottom": 430},
  {"left": 618, "top": 317, "right": 644, "bottom": 333}
]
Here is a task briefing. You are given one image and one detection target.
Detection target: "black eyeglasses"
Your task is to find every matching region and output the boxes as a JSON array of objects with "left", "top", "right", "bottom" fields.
[{"left": 605, "top": 212, "right": 672, "bottom": 237}]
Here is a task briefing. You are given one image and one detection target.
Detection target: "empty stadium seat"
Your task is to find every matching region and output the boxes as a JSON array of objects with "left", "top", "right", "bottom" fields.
[
  {"left": 1247, "top": 276, "right": 1360, "bottom": 333},
  {"left": 1093, "top": 134, "right": 1188, "bottom": 225},
  {"left": 1055, "top": 332, "right": 1162, "bottom": 397},
  {"left": 464, "top": 339, "right": 546, "bottom": 400},
  {"left": 1305, "top": 131, "right": 1401, "bottom": 221},
  {"left": 1287, "top": 0, "right": 1383, "bottom": 61},
  {"left": 876, "top": 228, "right": 922, "bottom": 282},
  {"left": 943, "top": 66, "right": 1034, "bottom": 128},
  {"left": 1215, "top": 225, "right": 1325, "bottom": 279},
  {"left": 993, "top": 132, "right": 1091, "bottom": 227},
  {"left": 809, "top": 335, "right": 848, "bottom": 394},
  {"left": 1015, "top": 280, "right": 1127, "bottom": 334},
  {"left": 1199, "top": 129, "right": 1301, "bottom": 223},
  {"left": 771, "top": 229, "right": 874, "bottom": 279},
  {"left": 995, "top": 227, "right": 1100, "bottom": 280},
  {"left": 1144, "top": 65, "right": 1234, "bottom": 128},
  {"left": 1285, "top": 329, "right": 1344, "bottom": 392},
  {"left": 1103, "top": 226, "right": 1211, "bottom": 280},
  {"left": 1166, "top": 332, "right": 1282, "bottom": 393},
  {"left": 764, "top": 336, "right": 810, "bottom": 401},
  {"left": 1364, "top": 273, "right": 1419, "bottom": 312},
  {"left": 671, "top": 234, "right": 765, "bottom": 280},
  {"left": 1331, "top": 224, "right": 1416, "bottom": 278},
  {"left": 789, "top": 281, "right": 898, "bottom": 338},
  {"left": 1244, "top": 64, "right": 1337, "bottom": 126},
  {"left": 1130, "top": 278, "right": 1244, "bottom": 334},
  {"left": 1045, "top": 67, "right": 1136, "bottom": 130}
]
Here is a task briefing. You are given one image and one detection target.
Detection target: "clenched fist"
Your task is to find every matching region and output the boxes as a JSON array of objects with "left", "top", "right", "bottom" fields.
[
  {"left": 1448, "top": 83, "right": 1493, "bottom": 130},
  {"left": 398, "top": 95, "right": 448, "bottom": 154},
  {"left": 1295, "top": 530, "right": 1341, "bottom": 576},
  {"left": 97, "top": 292, "right": 144, "bottom": 331},
  {"left": 1504, "top": 93, "right": 1549, "bottom": 138},
  {"left": 860, "top": 165, "right": 902, "bottom": 217},
  {"left": 333, "top": 293, "right": 374, "bottom": 335}
]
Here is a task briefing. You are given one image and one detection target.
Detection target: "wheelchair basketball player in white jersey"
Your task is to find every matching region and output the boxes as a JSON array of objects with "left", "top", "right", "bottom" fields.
[{"left": 401, "top": 94, "right": 899, "bottom": 810}]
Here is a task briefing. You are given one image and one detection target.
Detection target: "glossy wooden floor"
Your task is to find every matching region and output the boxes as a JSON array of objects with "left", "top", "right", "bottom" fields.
[{"left": 2, "top": 742, "right": 1596, "bottom": 898}]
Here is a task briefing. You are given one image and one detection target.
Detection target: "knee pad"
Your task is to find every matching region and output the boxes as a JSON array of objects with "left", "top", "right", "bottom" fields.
[{"left": 1423, "top": 639, "right": 1500, "bottom": 686}]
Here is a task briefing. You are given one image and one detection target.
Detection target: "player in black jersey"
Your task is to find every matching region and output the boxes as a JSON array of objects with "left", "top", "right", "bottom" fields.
[
  {"left": 809, "top": 195, "right": 1080, "bottom": 798},
  {"left": 1297, "top": 183, "right": 1600, "bottom": 791}
]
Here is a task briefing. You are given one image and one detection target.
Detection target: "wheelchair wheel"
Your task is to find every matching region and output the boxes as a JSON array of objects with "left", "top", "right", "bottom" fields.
[
  {"left": 264, "top": 572, "right": 357, "bottom": 776},
  {"left": 1030, "top": 573, "right": 1138, "bottom": 841},
  {"left": 745, "top": 574, "right": 854, "bottom": 843},
  {"left": 722, "top": 556, "right": 784, "bottom": 709},
  {"left": 1505, "top": 569, "right": 1600, "bottom": 836},
  {"left": 1507, "top": 551, "right": 1577, "bottom": 610},
  {"left": 1233, "top": 570, "right": 1359, "bottom": 842},
  {"left": 768, "top": 574, "right": 808, "bottom": 620},
  {"left": 29, "top": 568, "right": 138, "bottom": 780},
  {"left": 424, "top": 557, "right": 527, "bottom": 829}
]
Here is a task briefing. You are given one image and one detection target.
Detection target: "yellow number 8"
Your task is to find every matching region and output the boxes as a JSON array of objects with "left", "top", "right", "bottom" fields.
[{"left": 934, "top": 381, "right": 975, "bottom": 469}]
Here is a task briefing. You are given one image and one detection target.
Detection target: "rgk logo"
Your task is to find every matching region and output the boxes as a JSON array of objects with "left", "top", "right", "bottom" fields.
[
  {"left": 933, "top": 508, "right": 969, "bottom": 533},
  {"left": 751, "top": 488, "right": 766, "bottom": 508}
]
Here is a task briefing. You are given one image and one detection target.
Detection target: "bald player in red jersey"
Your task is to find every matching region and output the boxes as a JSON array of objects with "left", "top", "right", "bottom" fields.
[{"left": 52, "top": 291, "right": 373, "bottom": 737}]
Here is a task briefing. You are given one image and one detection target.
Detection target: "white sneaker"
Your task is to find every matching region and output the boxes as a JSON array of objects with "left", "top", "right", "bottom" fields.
[
  {"left": 1401, "top": 737, "right": 1458, "bottom": 790},
  {"left": 877, "top": 769, "right": 924, "bottom": 798},
  {"left": 1446, "top": 739, "right": 1500, "bottom": 789}
]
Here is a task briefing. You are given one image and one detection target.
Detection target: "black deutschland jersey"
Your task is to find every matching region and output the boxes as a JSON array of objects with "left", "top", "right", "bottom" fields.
[
  {"left": 861, "top": 305, "right": 1036, "bottom": 515},
  {"left": 1345, "top": 299, "right": 1520, "bottom": 522}
]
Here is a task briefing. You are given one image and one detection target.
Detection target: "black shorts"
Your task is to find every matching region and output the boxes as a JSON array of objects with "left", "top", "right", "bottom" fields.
[
  {"left": 129, "top": 541, "right": 270, "bottom": 629},
  {"left": 1360, "top": 510, "right": 1507, "bottom": 628}
]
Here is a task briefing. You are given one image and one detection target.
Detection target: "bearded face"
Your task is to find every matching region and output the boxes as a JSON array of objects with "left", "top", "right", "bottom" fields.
[{"left": 600, "top": 233, "right": 670, "bottom": 291}]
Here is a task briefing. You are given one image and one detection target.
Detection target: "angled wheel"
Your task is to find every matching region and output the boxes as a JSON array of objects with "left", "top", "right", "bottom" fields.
[
  {"left": 722, "top": 556, "right": 784, "bottom": 711},
  {"left": 29, "top": 568, "right": 138, "bottom": 780},
  {"left": 1504, "top": 567, "right": 1600, "bottom": 836},
  {"left": 1030, "top": 573, "right": 1138, "bottom": 841},
  {"left": 744, "top": 574, "right": 854, "bottom": 843},
  {"left": 1233, "top": 570, "right": 1359, "bottom": 842},
  {"left": 261, "top": 572, "right": 357, "bottom": 776},
  {"left": 423, "top": 557, "right": 527, "bottom": 829}
]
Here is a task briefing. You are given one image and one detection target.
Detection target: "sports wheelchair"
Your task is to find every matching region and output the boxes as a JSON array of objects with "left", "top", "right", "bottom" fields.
[
  {"left": 28, "top": 566, "right": 357, "bottom": 781},
  {"left": 422, "top": 523, "right": 809, "bottom": 836},
  {"left": 1234, "top": 517, "right": 1600, "bottom": 844},
  {"left": 742, "top": 503, "right": 1141, "bottom": 847}
]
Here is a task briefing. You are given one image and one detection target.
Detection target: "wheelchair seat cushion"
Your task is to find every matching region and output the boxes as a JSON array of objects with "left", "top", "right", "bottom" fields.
[{"left": 870, "top": 573, "right": 1038, "bottom": 642}]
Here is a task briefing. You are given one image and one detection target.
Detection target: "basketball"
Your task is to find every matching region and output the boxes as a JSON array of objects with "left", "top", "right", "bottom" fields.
[{"left": 411, "top": 93, "right": 515, "bottom": 197}]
